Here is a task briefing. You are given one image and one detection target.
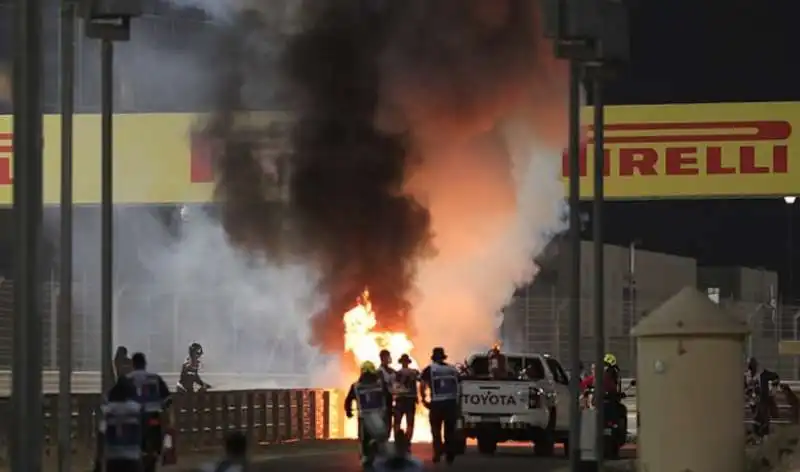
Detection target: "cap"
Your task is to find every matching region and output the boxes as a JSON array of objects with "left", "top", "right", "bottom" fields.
[{"left": 398, "top": 354, "right": 412, "bottom": 364}]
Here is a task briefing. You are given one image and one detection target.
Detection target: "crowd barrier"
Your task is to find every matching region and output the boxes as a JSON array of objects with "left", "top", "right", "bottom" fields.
[{"left": 0, "top": 389, "right": 340, "bottom": 470}]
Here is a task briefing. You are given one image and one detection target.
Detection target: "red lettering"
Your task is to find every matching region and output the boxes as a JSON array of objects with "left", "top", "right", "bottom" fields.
[
  {"left": 739, "top": 147, "right": 770, "bottom": 174},
  {"left": 664, "top": 147, "right": 699, "bottom": 175},
  {"left": 773, "top": 145, "right": 788, "bottom": 173},
  {"left": 0, "top": 132, "right": 11, "bottom": 185},
  {"left": 705, "top": 147, "right": 736, "bottom": 174},
  {"left": 618, "top": 148, "right": 658, "bottom": 176},
  {"left": 561, "top": 121, "right": 792, "bottom": 179}
]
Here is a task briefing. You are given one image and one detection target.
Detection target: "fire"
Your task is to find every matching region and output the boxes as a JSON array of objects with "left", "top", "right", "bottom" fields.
[{"left": 342, "top": 289, "right": 433, "bottom": 443}]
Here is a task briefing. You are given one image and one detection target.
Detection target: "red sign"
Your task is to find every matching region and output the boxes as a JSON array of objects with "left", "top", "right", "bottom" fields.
[{"left": 562, "top": 121, "right": 792, "bottom": 177}]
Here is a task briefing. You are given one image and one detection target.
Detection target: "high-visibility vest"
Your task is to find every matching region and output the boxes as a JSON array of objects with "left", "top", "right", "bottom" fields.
[
  {"left": 101, "top": 400, "right": 143, "bottom": 461},
  {"left": 429, "top": 363, "right": 458, "bottom": 402},
  {"left": 127, "top": 370, "right": 166, "bottom": 413},
  {"left": 355, "top": 381, "right": 386, "bottom": 416},
  {"left": 394, "top": 368, "right": 419, "bottom": 399}
]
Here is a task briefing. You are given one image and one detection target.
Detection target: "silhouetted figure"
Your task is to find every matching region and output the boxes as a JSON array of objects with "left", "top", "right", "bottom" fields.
[{"left": 114, "top": 346, "right": 133, "bottom": 380}]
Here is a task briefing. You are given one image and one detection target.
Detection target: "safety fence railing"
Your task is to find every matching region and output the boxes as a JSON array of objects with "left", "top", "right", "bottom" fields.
[
  {"left": 0, "top": 389, "right": 338, "bottom": 470},
  {"left": 620, "top": 378, "right": 800, "bottom": 426}
]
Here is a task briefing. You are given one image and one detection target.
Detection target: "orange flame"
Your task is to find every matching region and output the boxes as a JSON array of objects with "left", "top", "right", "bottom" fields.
[{"left": 342, "top": 289, "right": 432, "bottom": 442}]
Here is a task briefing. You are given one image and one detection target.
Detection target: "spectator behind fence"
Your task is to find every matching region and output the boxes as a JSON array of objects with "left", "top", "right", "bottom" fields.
[
  {"left": 197, "top": 431, "right": 248, "bottom": 472},
  {"left": 114, "top": 346, "right": 133, "bottom": 380}
]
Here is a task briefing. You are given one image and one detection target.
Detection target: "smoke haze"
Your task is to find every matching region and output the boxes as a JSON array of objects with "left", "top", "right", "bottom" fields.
[
  {"left": 46, "top": 0, "right": 570, "bottom": 380},
  {"left": 43, "top": 3, "right": 335, "bottom": 384},
  {"left": 210, "top": 0, "right": 569, "bottom": 360}
]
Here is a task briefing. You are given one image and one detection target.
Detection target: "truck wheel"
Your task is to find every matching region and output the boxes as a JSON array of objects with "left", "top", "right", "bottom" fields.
[
  {"left": 533, "top": 408, "right": 557, "bottom": 457},
  {"left": 477, "top": 435, "right": 498, "bottom": 455}
]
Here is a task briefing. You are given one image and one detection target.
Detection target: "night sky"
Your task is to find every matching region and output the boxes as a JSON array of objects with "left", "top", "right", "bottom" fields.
[{"left": 592, "top": 0, "right": 800, "bottom": 301}]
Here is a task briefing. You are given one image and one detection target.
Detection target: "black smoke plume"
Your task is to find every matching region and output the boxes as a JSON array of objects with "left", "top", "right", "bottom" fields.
[{"left": 208, "top": 0, "right": 568, "bottom": 354}]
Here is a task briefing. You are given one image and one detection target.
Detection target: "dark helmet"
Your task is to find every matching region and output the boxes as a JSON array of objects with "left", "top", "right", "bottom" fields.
[{"left": 189, "top": 342, "right": 204, "bottom": 358}]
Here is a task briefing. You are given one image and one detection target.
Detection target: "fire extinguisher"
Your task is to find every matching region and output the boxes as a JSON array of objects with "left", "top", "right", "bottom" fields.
[{"left": 162, "top": 426, "right": 178, "bottom": 465}]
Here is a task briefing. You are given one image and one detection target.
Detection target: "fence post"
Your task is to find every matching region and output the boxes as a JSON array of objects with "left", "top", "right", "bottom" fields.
[
  {"left": 309, "top": 391, "right": 318, "bottom": 439},
  {"left": 270, "top": 391, "right": 280, "bottom": 443},
  {"left": 296, "top": 390, "right": 305, "bottom": 440},
  {"left": 220, "top": 391, "right": 231, "bottom": 436},
  {"left": 283, "top": 390, "right": 293, "bottom": 439},
  {"left": 245, "top": 391, "right": 255, "bottom": 445},
  {"left": 323, "top": 390, "right": 330, "bottom": 439}
]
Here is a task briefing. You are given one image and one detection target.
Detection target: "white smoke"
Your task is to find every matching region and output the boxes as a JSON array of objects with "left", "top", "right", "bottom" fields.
[
  {"left": 145, "top": 210, "right": 329, "bottom": 370},
  {"left": 407, "top": 123, "right": 568, "bottom": 362},
  {"left": 48, "top": 1, "right": 337, "bottom": 388}
]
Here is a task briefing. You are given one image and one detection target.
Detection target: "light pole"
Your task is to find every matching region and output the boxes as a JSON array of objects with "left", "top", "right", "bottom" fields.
[
  {"left": 82, "top": 0, "right": 142, "bottom": 392},
  {"left": 11, "top": 0, "right": 45, "bottom": 468},
  {"left": 785, "top": 196, "right": 796, "bottom": 305},
  {"left": 543, "top": 1, "right": 629, "bottom": 470},
  {"left": 57, "top": 3, "right": 76, "bottom": 472}
]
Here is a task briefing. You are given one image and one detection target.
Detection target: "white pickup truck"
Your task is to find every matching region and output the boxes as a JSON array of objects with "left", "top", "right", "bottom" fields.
[{"left": 458, "top": 352, "right": 571, "bottom": 456}]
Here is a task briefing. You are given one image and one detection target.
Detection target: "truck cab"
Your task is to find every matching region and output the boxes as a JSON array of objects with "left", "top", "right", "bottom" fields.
[{"left": 458, "top": 351, "right": 571, "bottom": 456}]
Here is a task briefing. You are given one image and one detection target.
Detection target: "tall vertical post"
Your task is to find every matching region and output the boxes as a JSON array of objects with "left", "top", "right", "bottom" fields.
[
  {"left": 566, "top": 59, "right": 583, "bottom": 471},
  {"left": 100, "top": 39, "right": 114, "bottom": 392},
  {"left": 627, "top": 241, "right": 636, "bottom": 374},
  {"left": 57, "top": 2, "right": 76, "bottom": 472},
  {"left": 11, "top": 0, "right": 44, "bottom": 470},
  {"left": 789, "top": 202, "right": 794, "bottom": 303},
  {"left": 591, "top": 70, "right": 606, "bottom": 472}
]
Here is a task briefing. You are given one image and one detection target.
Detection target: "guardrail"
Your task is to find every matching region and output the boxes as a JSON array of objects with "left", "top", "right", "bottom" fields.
[
  {"left": 0, "top": 389, "right": 340, "bottom": 470},
  {"left": 619, "top": 379, "right": 800, "bottom": 425}
]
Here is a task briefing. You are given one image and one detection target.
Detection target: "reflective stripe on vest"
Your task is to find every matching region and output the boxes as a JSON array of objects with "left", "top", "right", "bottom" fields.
[
  {"left": 127, "top": 370, "right": 164, "bottom": 413},
  {"left": 355, "top": 382, "right": 385, "bottom": 414},
  {"left": 430, "top": 363, "right": 458, "bottom": 402},
  {"left": 102, "top": 401, "right": 143, "bottom": 460}
]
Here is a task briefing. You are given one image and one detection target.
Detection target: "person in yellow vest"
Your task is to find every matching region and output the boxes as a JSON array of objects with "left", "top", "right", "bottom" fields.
[{"left": 345, "top": 361, "right": 392, "bottom": 466}]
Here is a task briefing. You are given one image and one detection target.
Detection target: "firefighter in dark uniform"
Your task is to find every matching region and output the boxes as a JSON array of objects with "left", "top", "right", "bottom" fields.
[
  {"left": 126, "top": 352, "right": 172, "bottom": 472},
  {"left": 178, "top": 342, "right": 212, "bottom": 393},
  {"left": 345, "top": 361, "right": 392, "bottom": 466},
  {"left": 393, "top": 354, "right": 419, "bottom": 443},
  {"left": 419, "top": 347, "right": 460, "bottom": 464},
  {"left": 378, "top": 349, "right": 396, "bottom": 436},
  {"left": 100, "top": 377, "right": 144, "bottom": 472}
]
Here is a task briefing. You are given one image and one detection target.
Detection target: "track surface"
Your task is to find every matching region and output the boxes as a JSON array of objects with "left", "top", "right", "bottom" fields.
[{"left": 246, "top": 443, "right": 636, "bottom": 472}]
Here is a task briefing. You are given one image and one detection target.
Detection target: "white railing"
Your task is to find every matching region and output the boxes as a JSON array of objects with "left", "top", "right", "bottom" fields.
[{"left": 0, "top": 371, "right": 311, "bottom": 395}]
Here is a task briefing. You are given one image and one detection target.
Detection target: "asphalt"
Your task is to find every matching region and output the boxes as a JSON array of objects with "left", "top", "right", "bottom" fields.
[{"left": 235, "top": 442, "right": 637, "bottom": 472}]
